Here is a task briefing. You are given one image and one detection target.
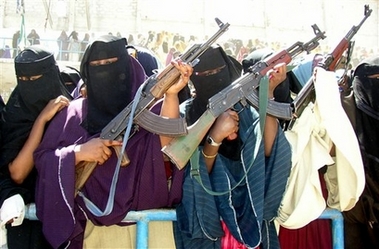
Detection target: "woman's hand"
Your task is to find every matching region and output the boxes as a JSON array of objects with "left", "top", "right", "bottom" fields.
[
  {"left": 159, "top": 59, "right": 194, "bottom": 149},
  {"left": 38, "top": 95, "right": 70, "bottom": 123},
  {"left": 74, "top": 138, "right": 123, "bottom": 165},
  {"left": 209, "top": 109, "right": 240, "bottom": 143},
  {"left": 166, "top": 59, "right": 193, "bottom": 96},
  {"left": 267, "top": 62, "right": 287, "bottom": 98},
  {"left": 202, "top": 109, "right": 239, "bottom": 172}
]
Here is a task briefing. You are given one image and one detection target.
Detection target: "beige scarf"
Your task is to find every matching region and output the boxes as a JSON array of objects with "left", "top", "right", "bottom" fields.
[{"left": 276, "top": 68, "right": 365, "bottom": 229}]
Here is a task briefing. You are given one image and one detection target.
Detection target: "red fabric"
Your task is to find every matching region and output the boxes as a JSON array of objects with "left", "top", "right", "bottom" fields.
[
  {"left": 221, "top": 221, "right": 261, "bottom": 249},
  {"left": 278, "top": 170, "right": 333, "bottom": 249},
  {"left": 164, "top": 161, "right": 173, "bottom": 180},
  {"left": 279, "top": 219, "right": 332, "bottom": 249}
]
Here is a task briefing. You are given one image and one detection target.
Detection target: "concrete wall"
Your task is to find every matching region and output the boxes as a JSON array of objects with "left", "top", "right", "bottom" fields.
[{"left": 1, "top": 0, "right": 378, "bottom": 45}]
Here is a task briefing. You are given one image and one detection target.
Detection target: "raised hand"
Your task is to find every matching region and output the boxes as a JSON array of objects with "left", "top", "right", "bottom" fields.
[
  {"left": 166, "top": 59, "right": 193, "bottom": 96},
  {"left": 267, "top": 62, "right": 287, "bottom": 96}
]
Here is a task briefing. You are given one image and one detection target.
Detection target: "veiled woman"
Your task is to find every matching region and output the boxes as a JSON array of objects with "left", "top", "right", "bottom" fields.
[
  {"left": 0, "top": 45, "right": 72, "bottom": 249},
  {"left": 34, "top": 35, "right": 191, "bottom": 249},
  {"left": 173, "top": 44, "right": 292, "bottom": 249}
]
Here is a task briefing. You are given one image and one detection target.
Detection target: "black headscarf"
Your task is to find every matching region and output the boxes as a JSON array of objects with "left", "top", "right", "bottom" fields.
[
  {"left": 0, "top": 45, "right": 72, "bottom": 204},
  {"left": 0, "top": 95, "right": 4, "bottom": 110},
  {"left": 352, "top": 55, "right": 379, "bottom": 181},
  {"left": 185, "top": 44, "right": 241, "bottom": 125},
  {"left": 126, "top": 45, "right": 160, "bottom": 77},
  {"left": 13, "top": 45, "right": 71, "bottom": 119},
  {"left": 60, "top": 66, "right": 82, "bottom": 94},
  {"left": 341, "top": 55, "right": 379, "bottom": 249},
  {"left": 80, "top": 35, "right": 135, "bottom": 135},
  {"left": 183, "top": 44, "right": 242, "bottom": 160}
]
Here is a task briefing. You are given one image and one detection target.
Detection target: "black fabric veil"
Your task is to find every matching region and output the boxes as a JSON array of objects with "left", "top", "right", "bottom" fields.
[
  {"left": 352, "top": 56, "right": 379, "bottom": 181},
  {"left": 80, "top": 35, "right": 135, "bottom": 135},
  {"left": 184, "top": 44, "right": 241, "bottom": 125}
]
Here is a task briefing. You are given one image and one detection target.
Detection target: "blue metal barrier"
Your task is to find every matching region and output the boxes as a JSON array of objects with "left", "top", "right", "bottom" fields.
[
  {"left": 318, "top": 208, "right": 344, "bottom": 249},
  {"left": 25, "top": 204, "right": 177, "bottom": 249},
  {"left": 25, "top": 204, "right": 343, "bottom": 249}
]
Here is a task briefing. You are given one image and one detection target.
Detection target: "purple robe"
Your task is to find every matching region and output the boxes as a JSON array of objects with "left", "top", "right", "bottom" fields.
[{"left": 34, "top": 61, "right": 184, "bottom": 248}]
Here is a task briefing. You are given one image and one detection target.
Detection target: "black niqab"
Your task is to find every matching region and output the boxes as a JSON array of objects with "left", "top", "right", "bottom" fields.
[
  {"left": 60, "top": 66, "right": 82, "bottom": 94},
  {"left": 352, "top": 56, "right": 379, "bottom": 181},
  {"left": 80, "top": 35, "right": 133, "bottom": 135},
  {"left": 14, "top": 45, "right": 71, "bottom": 118},
  {"left": 185, "top": 44, "right": 241, "bottom": 125}
]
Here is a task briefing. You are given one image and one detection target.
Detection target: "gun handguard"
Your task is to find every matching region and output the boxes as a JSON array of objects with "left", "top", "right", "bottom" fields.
[
  {"left": 100, "top": 17, "right": 230, "bottom": 141},
  {"left": 288, "top": 4, "right": 372, "bottom": 130},
  {"left": 163, "top": 25, "right": 326, "bottom": 169}
]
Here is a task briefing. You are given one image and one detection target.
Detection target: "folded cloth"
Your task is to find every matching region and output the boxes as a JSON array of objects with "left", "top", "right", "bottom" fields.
[
  {"left": 277, "top": 68, "right": 365, "bottom": 229},
  {"left": 0, "top": 194, "right": 25, "bottom": 248}
]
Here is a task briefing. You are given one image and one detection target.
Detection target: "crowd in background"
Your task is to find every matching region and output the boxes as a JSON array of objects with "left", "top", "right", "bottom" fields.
[{"left": 1, "top": 28, "right": 378, "bottom": 70}]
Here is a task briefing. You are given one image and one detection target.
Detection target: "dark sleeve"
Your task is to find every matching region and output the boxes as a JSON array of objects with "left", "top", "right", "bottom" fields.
[
  {"left": 340, "top": 91, "right": 357, "bottom": 130},
  {"left": 0, "top": 174, "right": 30, "bottom": 207},
  {"left": 0, "top": 96, "right": 4, "bottom": 110}
]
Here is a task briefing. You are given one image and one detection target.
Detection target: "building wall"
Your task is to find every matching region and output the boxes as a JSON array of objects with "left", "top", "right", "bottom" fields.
[
  {"left": 1, "top": 0, "right": 378, "bottom": 102},
  {"left": 1, "top": 0, "right": 378, "bottom": 46}
]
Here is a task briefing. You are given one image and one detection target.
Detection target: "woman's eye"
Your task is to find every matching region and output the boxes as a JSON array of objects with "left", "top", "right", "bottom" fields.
[
  {"left": 18, "top": 75, "right": 42, "bottom": 81},
  {"left": 30, "top": 75, "right": 42, "bottom": 81}
]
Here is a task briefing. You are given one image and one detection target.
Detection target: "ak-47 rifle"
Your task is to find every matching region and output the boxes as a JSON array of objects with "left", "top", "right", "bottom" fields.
[
  {"left": 75, "top": 18, "right": 230, "bottom": 195},
  {"left": 288, "top": 4, "right": 372, "bottom": 130},
  {"left": 101, "top": 18, "right": 230, "bottom": 140},
  {"left": 162, "top": 24, "right": 326, "bottom": 169}
]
